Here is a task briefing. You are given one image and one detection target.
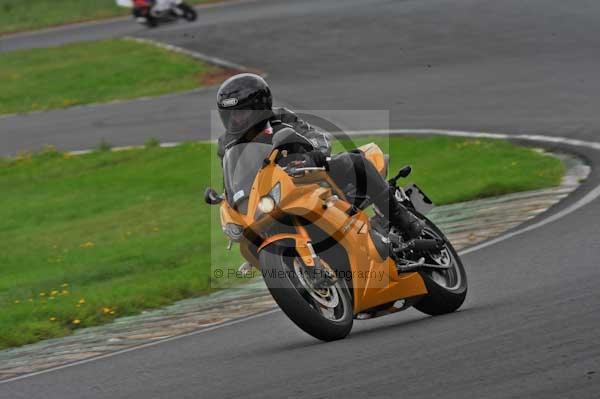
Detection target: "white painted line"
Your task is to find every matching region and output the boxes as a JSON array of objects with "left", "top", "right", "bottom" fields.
[
  {"left": 124, "top": 36, "right": 257, "bottom": 73},
  {"left": 1, "top": 128, "right": 598, "bottom": 384},
  {"left": 0, "top": 308, "right": 279, "bottom": 385}
]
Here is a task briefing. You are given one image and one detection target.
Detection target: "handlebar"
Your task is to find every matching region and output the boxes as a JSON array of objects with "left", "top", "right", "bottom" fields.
[
  {"left": 282, "top": 163, "right": 327, "bottom": 177},
  {"left": 288, "top": 166, "right": 327, "bottom": 172},
  {"left": 280, "top": 155, "right": 331, "bottom": 177}
]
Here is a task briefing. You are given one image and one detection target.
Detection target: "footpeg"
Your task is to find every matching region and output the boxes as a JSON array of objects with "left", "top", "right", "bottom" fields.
[
  {"left": 396, "top": 255, "right": 452, "bottom": 272},
  {"left": 397, "top": 257, "right": 425, "bottom": 272}
]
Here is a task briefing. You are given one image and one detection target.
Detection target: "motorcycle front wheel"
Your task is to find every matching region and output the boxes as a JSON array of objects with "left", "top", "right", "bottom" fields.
[
  {"left": 260, "top": 244, "right": 353, "bottom": 341},
  {"left": 144, "top": 15, "right": 158, "bottom": 28},
  {"left": 413, "top": 214, "right": 468, "bottom": 315}
]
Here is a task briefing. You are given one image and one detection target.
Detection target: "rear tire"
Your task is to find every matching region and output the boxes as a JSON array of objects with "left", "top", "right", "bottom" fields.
[
  {"left": 260, "top": 245, "right": 353, "bottom": 341},
  {"left": 413, "top": 215, "right": 468, "bottom": 316}
]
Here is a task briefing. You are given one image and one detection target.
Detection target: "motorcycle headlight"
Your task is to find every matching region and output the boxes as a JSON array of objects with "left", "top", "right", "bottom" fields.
[
  {"left": 256, "top": 183, "right": 281, "bottom": 216},
  {"left": 258, "top": 196, "right": 275, "bottom": 214}
]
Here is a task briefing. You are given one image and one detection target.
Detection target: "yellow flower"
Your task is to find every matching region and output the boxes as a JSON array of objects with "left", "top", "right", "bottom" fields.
[
  {"left": 78, "top": 298, "right": 86, "bottom": 304},
  {"left": 61, "top": 290, "right": 69, "bottom": 295},
  {"left": 80, "top": 241, "right": 95, "bottom": 249},
  {"left": 28, "top": 298, "right": 34, "bottom": 303},
  {"left": 102, "top": 307, "right": 111, "bottom": 314},
  {"left": 61, "top": 283, "right": 69, "bottom": 288},
  {"left": 109, "top": 310, "right": 116, "bottom": 315},
  {"left": 49, "top": 317, "right": 57, "bottom": 322},
  {"left": 39, "top": 292, "right": 46, "bottom": 297},
  {"left": 49, "top": 297, "right": 55, "bottom": 300},
  {"left": 51, "top": 290, "right": 59, "bottom": 296},
  {"left": 16, "top": 151, "right": 33, "bottom": 162},
  {"left": 14, "top": 300, "right": 20, "bottom": 304},
  {"left": 72, "top": 319, "right": 81, "bottom": 325}
]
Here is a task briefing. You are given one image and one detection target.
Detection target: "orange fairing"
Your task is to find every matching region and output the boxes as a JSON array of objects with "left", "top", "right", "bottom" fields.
[
  {"left": 258, "top": 233, "right": 314, "bottom": 267},
  {"left": 357, "top": 143, "right": 387, "bottom": 178},
  {"left": 219, "top": 146, "right": 428, "bottom": 314}
]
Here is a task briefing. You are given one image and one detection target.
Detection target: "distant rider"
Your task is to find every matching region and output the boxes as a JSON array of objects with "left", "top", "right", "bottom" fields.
[{"left": 132, "top": 0, "right": 174, "bottom": 19}]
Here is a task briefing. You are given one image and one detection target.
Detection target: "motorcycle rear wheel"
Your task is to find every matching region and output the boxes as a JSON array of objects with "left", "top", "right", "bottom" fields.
[
  {"left": 178, "top": 3, "right": 197, "bottom": 21},
  {"left": 260, "top": 245, "right": 353, "bottom": 341},
  {"left": 413, "top": 214, "right": 468, "bottom": 315}
]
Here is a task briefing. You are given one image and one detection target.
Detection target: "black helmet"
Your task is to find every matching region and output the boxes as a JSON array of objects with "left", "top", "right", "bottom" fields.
[{"left": 217, "top": 73, "right": 273, "bottom": 137}]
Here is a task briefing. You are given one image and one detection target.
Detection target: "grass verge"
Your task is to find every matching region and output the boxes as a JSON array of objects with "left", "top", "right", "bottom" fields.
[
  {"left": 0, "top": 137, "right": 564, "bottom": 349},
  {"left": 0, "top": 38, "right": 218, "bottom": 115},
  {"left": 0, "top": 0, "right": 218, "bottom": 35}
]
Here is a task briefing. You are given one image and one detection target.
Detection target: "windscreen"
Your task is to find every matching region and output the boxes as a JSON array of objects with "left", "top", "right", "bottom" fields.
[{"left": 222, "top": 142, "right": 272, "bottom": 214}]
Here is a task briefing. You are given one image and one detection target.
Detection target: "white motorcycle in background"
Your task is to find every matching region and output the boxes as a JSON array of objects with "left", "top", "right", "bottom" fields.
[{"left": 116, "top": 0, "right": 197, "bottom": 27}]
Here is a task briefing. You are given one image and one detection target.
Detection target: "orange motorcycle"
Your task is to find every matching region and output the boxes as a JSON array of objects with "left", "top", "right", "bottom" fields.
[{"left": 205, "top": 130, "right": 467, "bottom": 341}]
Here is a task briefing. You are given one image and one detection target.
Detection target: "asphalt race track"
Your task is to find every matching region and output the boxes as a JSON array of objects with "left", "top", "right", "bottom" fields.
[{"left": 1, "top": 0, "right": 599, "bottom": 398}]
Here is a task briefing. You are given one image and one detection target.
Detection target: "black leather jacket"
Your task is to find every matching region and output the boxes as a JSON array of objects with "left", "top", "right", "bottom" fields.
[{"left": 217, "top": 108, "right": 332, "bottom": 159}]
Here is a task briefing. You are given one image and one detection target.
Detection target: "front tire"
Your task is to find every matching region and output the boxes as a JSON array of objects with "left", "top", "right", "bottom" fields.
[
  {"left": 145, "top": 15, "right": 158, "bottom": 28},
  {"left": 413, "top": 215, "right": 468, "bottom": 315},
  {"left": 260, "top": 245, "right": 353, "bottom": 341}
]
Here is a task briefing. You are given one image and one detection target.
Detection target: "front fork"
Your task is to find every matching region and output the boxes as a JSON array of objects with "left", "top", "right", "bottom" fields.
[
  {"left": 291, "top": 217, "right": 319, "bottom": 267},
  {"left": 291, "top": 218, "right": 338, "bottom": 288}
]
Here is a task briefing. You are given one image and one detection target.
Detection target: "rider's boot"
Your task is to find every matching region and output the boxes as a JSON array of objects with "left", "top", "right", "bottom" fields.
[{"left": 373, "top": 189, "right": 425, "bottom": 240}]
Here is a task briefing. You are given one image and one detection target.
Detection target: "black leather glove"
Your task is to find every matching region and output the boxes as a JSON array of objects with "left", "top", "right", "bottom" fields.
[{"left": 305, "top": 151, "right": 329, "bottom": 170}]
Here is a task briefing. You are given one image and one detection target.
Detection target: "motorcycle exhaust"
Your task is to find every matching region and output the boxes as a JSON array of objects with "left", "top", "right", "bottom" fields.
[{"left": 408, "top": 239, "right": 445, "bottom": 252}]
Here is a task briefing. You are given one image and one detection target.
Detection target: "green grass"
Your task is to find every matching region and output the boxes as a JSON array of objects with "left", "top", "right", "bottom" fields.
[
  {"left": 0, "top": 38, "right": 216, "bottom": 115},
  {"left": 344, "top": 136, "right": 565, "bottom": 204},
  {"left": 0, "top": 0, "right": 216, "bottom": 35},
  {"left": 0, "top": 137, "right": 564, "bottom": 349}
]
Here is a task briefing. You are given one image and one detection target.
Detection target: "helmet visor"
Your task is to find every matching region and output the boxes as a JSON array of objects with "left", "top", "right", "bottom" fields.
[{"left": 219, "top": 109, "right": 268, "bottom": 136}]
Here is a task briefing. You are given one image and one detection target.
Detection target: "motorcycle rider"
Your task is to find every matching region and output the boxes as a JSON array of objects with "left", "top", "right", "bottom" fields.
[
  {"left": 152, "top": 0, "right": 177, "bottom": 13},
  {"left": 217, "top": 73, "right": 424, "bottom": 240},
  {"left": 132, "top": 0, "right": 176, "bottom": 19}
]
